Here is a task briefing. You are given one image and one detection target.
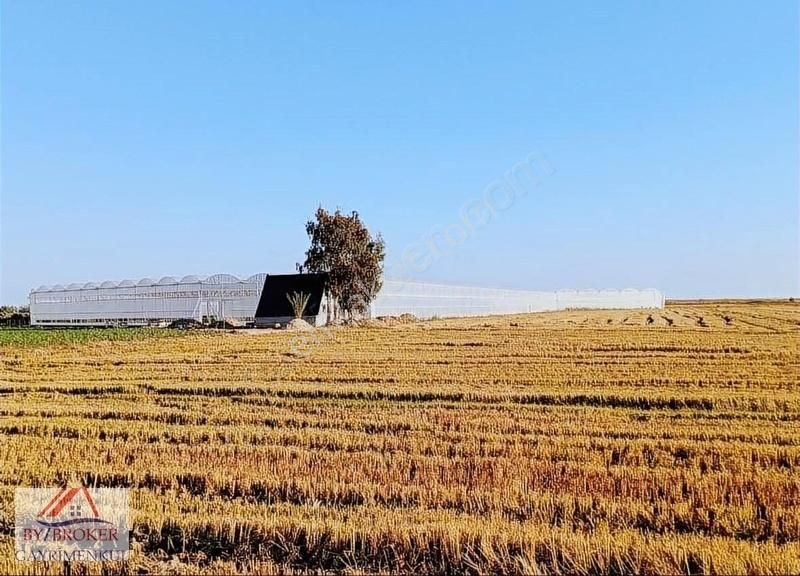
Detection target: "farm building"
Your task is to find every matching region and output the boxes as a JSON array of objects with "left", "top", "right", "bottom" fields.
[
  {"left": 29, "top": 273, "right": 664, "bottom": 327},
  {"left": 29, "top": 274, "right": 267, "bottom": 327},
  {"left": 255, "top": 273, "right": 329, "bottom": 327},
  {"left": 371, "top": 280, "right": 664, "bottom": 318}
]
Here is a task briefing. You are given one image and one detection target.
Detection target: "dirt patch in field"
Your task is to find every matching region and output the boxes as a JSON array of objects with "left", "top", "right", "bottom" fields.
[
  {"left": 286, "top": 318, "right": 314, "bottom": 331},
  {"left": 355, "top": 314, "right": 419, "bottom": 328}
]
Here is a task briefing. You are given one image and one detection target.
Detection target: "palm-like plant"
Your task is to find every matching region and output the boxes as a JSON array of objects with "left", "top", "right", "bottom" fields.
[{"left": 286, "top": 291, "right": 311, "bottom": 319}]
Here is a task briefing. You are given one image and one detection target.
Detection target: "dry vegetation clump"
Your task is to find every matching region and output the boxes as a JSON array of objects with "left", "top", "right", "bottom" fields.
[
  {"left": 286, "top": 318, "right": 314, "bottom": 331},
  {"left": 0, "top": 301, "right": 799, "bottom": 574}
]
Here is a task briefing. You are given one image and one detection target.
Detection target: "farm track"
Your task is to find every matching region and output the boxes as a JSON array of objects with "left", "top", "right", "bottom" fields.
[{"left": 0, "top": 301, "right": 799, "bottom": 574}]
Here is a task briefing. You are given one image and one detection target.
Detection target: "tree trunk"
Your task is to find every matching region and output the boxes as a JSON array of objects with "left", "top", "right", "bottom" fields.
[{"left": 326, "top": 292, "right": 332, "bottom": 325}]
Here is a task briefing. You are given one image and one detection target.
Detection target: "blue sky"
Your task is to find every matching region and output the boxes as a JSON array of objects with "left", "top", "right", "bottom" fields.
[{"left": 1, "top": 0, "right": 797, "bottom": 304}]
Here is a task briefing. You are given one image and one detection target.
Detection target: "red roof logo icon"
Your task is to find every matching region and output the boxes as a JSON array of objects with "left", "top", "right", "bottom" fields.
[{"left": 36, "top": 486, "right": 111, "bottom": 527}]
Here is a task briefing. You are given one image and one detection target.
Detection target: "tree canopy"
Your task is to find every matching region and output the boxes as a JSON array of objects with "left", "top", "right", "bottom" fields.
[
  {"left": 0, "top": 305, "right": 30, "bottom": 327},
  {"left": 299, "top": 208, "right": 385, "bottom": 322}
]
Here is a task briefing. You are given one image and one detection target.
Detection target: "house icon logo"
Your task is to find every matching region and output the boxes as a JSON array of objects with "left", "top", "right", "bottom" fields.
[
  {"left": 35, "top": 486, "right": 113, "bottom": 528},
  {"left": 15, "top": 485, "right": 129, "bottom": 561}
]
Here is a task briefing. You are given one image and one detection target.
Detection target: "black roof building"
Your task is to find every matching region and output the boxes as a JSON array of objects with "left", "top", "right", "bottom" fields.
[{"left": 254, "top": 273, "right": 329, "bottom": 327}]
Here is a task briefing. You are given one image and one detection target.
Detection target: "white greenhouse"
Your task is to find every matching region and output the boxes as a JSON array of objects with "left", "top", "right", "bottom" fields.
[
  {"left": 370, "top": 281, "right": 665, "bottom": 318},
  {"left": 30, "top": 274, "right": 267, "bottom": 326},
  {"left": 29, "top": 273, "right": 664, "bottom": 327}
]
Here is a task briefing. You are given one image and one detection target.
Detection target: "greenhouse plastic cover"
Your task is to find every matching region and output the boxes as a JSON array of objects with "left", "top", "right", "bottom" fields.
[{"left": 370, "top": 281, "right": 664, "bottom": 318}]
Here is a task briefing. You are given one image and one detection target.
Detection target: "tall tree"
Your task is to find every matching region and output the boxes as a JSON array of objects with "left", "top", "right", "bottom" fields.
[{"left": 299, "top": 207, "right": 385, "bottom": 323}]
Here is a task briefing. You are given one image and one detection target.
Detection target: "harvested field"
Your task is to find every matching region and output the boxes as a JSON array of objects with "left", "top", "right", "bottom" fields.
[{"left": 0, "top": 301, "right": 799, "bottom": 574}]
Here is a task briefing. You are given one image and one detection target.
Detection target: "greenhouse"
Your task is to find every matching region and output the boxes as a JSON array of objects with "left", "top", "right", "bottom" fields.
[
  {"left": 29, "top": 273, "right": 664, "bottom": 327},
  {"left": 369, "top": 281, "right": 664, "bottom": 318},
  {"left": 29, "top": 273, "right": 267, "bottom": 326}
]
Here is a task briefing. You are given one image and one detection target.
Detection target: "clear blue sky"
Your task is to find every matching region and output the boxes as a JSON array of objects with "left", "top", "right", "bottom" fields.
[{"left": 1, "top": 1, "right": 798, "bottom": 304}]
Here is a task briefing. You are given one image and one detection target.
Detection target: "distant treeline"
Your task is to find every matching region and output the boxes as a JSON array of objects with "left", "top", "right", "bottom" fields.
[{"left": 0, "top": 306, "right": 30, "bottom": 327}]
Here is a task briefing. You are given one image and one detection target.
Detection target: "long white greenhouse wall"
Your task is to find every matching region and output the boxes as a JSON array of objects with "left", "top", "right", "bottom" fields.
[
  {"left": 29, "top": 274, "right": 267, "bottom": 326},
  {"left": 30, "top": 274, "right": 664, "bottom": 326},
  {"left": 370, "top": 281, "right": 664, "bottom": 319}
]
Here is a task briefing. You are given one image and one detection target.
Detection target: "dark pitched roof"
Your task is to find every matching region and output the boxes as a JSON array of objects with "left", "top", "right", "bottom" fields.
[{"left": 255, "top": 273, "right": 328, "bottom": 319}]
